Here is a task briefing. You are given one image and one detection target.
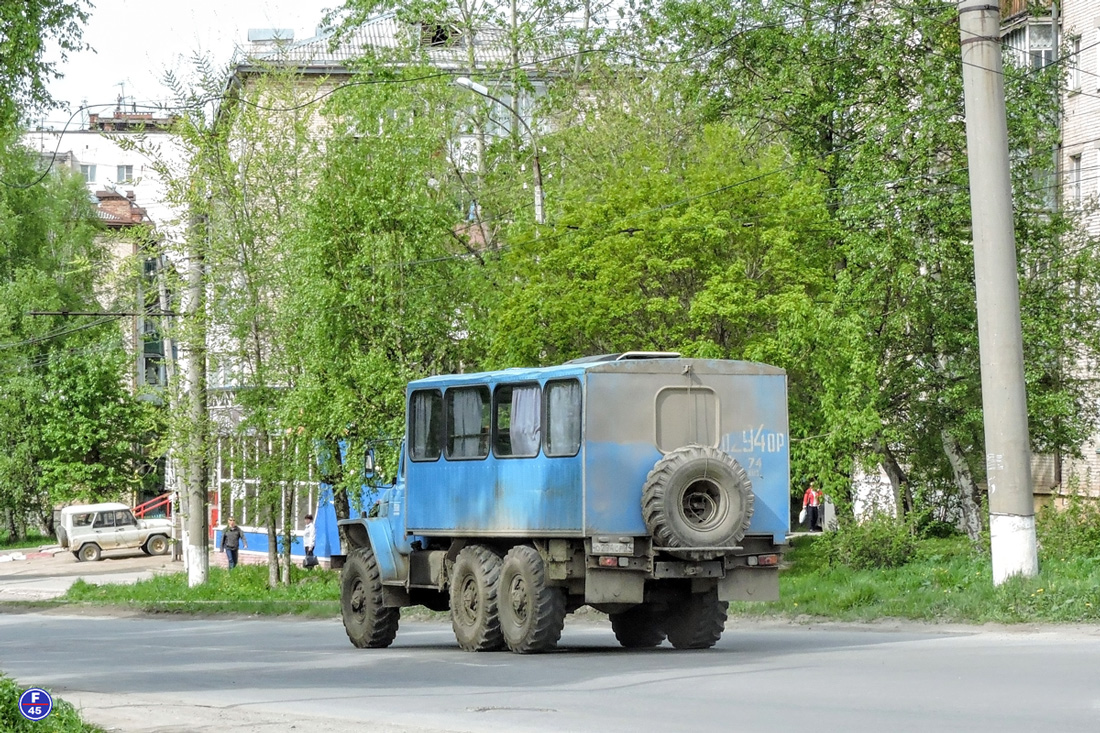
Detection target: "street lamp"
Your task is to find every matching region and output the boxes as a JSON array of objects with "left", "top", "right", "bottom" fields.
[{"left": 454, "top": 77, "right": 544, "bottom": 225}]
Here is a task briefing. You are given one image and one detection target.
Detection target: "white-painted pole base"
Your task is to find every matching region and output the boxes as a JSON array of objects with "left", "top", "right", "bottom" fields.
[{"left": 990, "top": 513, "right": 1039, "bottom": 585}]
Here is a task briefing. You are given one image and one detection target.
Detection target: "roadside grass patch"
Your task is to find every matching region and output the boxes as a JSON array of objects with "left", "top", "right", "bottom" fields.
[
  {"left": 730, "top": 533, "right": 1100, "bottom": 624},
  {"left": 1, "top": 531, "right": 54, "bottom": 552},
  {"left": 0, "top": 673, "right": 105, "bottom": 732},
  {"left": 62, "top": 564, "right": 341, "bottom": 616}
]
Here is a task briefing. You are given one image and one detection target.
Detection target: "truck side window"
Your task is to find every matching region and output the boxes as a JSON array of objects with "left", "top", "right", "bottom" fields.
[
  {"left": 409, "top": 389, "right": 443, "bottom": 461},
  {"left": 545, "top": 379, "right": 582, "bottom": 457},
  {"left": 494, "top": 383, "right": 541, "bottom": 458},
  {"left": 445, "top": 386, "right": 490, "bottom": 460},
  {"left": 93, "top": 512, "right": 115, "bottom": 529}
]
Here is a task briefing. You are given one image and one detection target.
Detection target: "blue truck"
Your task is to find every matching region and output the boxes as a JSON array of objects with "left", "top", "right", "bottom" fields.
[{"left": 335, "top": 352, "right": 789, "bottom": 653}]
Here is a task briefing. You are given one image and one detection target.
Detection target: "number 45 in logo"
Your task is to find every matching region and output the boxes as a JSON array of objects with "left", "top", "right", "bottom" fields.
[{"left": 18, "top": 687, "right": 54, "bottom": 721}]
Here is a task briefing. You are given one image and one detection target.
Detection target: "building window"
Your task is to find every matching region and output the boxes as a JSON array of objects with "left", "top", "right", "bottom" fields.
[
  {"left": 1002, "top": 22, "right": 1053, "bottom": 69},
  {"left": 80, "top": 164, "right": 96, "bottom": 182},
  {"left": 117, "top": 164, "right": 134, "bottom": 183},
  {"left": 1069, "top": 36, "right": 1081, "bottom": 90},
  {"left": 1070, "top": 154, "right": 1082, "bottom": 204}
]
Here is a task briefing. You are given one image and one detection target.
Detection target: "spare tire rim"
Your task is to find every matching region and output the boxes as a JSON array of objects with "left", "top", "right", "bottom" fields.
[{"left": 680, "top": 479, "right": 729, "bottom": 530}]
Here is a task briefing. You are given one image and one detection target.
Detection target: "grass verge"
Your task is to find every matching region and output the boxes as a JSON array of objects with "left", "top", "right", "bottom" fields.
[
  {"left": 0, "top": 673, "right": 105, "bottom": 732},
  {"left": 1, "top": 532, "right": 54, "bottom": 552},
  {"left": 62, "top": 564, "right": 341, "bottom": 617},
  {"left": 53, "top": 533, "right": 1100, "bottom": 626},
  {"left": 730, "top": 534, "right": 1100, "bottom": 624}
]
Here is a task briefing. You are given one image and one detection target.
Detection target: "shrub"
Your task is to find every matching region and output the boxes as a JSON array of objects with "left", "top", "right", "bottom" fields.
[
  {"left": 815, "top": 513, "right": 918, "bottom": 570},
  {"left": 0, "top": 674, "right": 104, "bottom": 732},
  {"left": 1036, "top": 494, "right": 1100, "bottom": 562}
]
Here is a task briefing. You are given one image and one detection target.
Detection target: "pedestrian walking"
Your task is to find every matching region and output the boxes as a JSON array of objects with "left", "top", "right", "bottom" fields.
[
  {"left": 802, "top": 482, "right": 824, "bottom": 532},
  {"left": 303, "top": 514, "right": 317, "bottom": 568},
  {"left": 221, "top": 516, "right": 246, "bottom": 569}
]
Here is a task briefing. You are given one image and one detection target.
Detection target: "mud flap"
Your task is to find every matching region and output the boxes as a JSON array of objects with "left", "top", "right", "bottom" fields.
[
  {"left": 718, "top": 567, "right": 779, "bottom": 602},
  {"left": 585, "top": 567, "right": 644, "bottom": 605}
]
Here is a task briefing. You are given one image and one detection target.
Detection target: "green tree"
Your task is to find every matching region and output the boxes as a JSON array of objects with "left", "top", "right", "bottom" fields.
[
  {"left": 0, "top": 144, "right": 157, "bottom": 538},
  {"left": 282, "top": 70, "right": 486, "bottom": 537},
  {"left": 628, "top": 0, "right": 1100, "bottom": 535},
  {"left": 161, "top": 60, "right": 326, "bottom": 586},
  {"left": 0, "top": 0, "right": 90, "bottom": 125}
]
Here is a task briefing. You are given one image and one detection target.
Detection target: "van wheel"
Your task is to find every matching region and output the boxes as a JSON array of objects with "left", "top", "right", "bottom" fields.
[
  {"left": 642, "top": 445, "right": 754, "bottom": 561},
  {"left": 341, "top": 547, "right": 399, "bottom": 648},
  {"left": 499, "top": 545, "right": 566, "bottom": 654},
  {"left": 145, "top": 535, "right": 170, "bottom": 556},
  {"left": 450, "top": 545, "right": 505, "bottom": 652},
  {"left": 610, "top": 603, "right": 667, "bottom": 648},
  {"left": 78, "top": 543, "right": 102, "bottom": 562},
  {"left": 664, "top": 589, "right": 727, "bottom": 649}
]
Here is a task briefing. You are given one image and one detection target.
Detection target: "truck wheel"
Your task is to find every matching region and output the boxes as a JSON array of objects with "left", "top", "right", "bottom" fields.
[
  {"left": 450, "top": 545, "right": 505, "bottom": 652},
  {"left": 499, "top": 545, "right": 566, "bottom": 654},
  {"left": 57, "top": 527, "right": 68, "bottom": 548},
  {"left": 610, "top": 603, "right": 667, "bottom": 648},
  {"left": 145, "top": 535, "right": 170, "bottom": 556},
  {"left": 664, "top": 589, "right": 728, "bottom": 649},
  {"left": 642, "top": 445, "right": 754, "bottom": 561},
  {"left": 77, "top": 543, "right": 102, "bottom": 562},
  {"left": 341, "top": 547, "right": 400, "bottom": 648}
]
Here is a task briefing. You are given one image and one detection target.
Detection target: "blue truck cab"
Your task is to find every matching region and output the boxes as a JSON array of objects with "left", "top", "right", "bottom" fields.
[{"left": 337, "top": 352, "right": 789, "bottom": 653}]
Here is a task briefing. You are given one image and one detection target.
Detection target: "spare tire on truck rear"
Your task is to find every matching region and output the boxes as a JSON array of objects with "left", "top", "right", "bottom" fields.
[{"left": 642, "top": 444, "right": 754, "bottom": 561}]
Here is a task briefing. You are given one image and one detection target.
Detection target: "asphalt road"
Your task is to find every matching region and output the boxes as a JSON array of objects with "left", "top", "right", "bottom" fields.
[{"left": 1, "top": 611, "right": 1099, "bottom": 733}]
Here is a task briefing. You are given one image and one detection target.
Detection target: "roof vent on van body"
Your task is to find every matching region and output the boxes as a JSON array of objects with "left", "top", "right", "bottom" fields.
[{"left": 564, "top": 351, "right": 682, "bottom": 364}]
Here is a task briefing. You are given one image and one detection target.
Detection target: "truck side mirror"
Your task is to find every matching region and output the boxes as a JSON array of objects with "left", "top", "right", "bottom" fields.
[{"left": 364, "top": 448, "right": 376, "bottom": 480}]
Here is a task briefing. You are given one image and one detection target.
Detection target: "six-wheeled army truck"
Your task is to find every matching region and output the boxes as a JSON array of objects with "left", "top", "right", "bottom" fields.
[{"left": 336, "top": 352, "right": 789, "bottom": 653}]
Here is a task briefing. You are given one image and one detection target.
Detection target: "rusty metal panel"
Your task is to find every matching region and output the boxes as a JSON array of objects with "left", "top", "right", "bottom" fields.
[{"left": 584, "top": 360, "right": 790, "bottom": 542}]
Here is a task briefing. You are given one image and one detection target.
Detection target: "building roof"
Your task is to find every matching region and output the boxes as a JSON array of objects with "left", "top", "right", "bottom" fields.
[
  {"left": 95, "top": 189, "right": 151, "bottom": 228},
  {"left": 236, "top": 12, "right": 553, "bottom": 74}
]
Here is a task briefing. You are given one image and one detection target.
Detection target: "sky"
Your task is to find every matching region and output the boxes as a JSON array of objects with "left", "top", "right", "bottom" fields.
[{"left": 41, "top": 0, "right": 333, "bottom": 128}]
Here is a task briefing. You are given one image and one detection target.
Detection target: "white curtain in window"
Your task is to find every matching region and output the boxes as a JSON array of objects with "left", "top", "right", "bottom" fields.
[
  {"left": 510, "top": 386, "right": 541, "bottom": 456},
  {"left": 453, "top": 389, "right": 484, "bottom": 457},
  {"left": 412, "top": 393, "right": 434, "bottom": 458},
  {"left": 548, "top": 381, "right": 582, "bottom": 455}
]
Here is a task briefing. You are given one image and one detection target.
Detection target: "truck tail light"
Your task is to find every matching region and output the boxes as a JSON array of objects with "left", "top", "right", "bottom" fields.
[
  {"left": 747, "top": 554, "right": 779, "bottom": 567},
  {"left": 598, "top": 556, "right": 618, "bottom": 567}
]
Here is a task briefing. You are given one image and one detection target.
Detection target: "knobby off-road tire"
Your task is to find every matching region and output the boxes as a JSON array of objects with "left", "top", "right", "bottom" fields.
[
  {"left": 450, "top": 545, "right": 506, "bottom": 652},
  {"left": 499, "top": 545, "right": 566, "bottom": 654},
  {"left": 145, "top": 535, "right": 170, "bottom": 556},
  {"left": 664, "top": 589, "right": 728, "bottom": 650},
  {"left": 341, "top": 547, "right": 400, "bottom": 648},
  {"left": 77, "top": 543, "right": 101, "bottom": 562},
  {"left": 642, "top": 444, "right": 754, "bottom": 561},
  {"left": 610, "top": 603, "right": 667, "bottom": 648}
]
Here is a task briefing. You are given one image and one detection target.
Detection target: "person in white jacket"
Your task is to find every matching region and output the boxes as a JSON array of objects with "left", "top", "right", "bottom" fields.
[{"left": 303, "top": 514, "right": 316, "bottom": 567}]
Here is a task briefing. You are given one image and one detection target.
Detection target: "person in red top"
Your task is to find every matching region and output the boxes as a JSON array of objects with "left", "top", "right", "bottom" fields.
[{"left": 802, "top": 482, "right": 824, "bottom": 532}]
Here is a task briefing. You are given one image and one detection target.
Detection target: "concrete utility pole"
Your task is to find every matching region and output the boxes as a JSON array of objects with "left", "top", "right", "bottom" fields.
[
  {"left": 957, "top": 0, "right": 1039, "bottom": 584},
  {"left": 183, "top": 218, "right": 209, "bottom": 586}
]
